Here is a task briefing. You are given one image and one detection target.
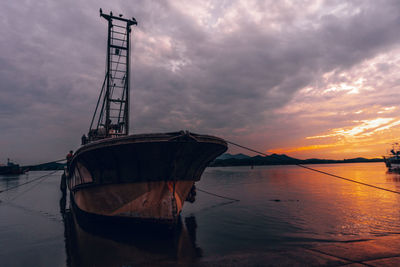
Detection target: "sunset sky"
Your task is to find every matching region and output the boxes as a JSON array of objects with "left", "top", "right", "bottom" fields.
[{"left": 2, "top": 0, "right": 400, "bottom": 164}]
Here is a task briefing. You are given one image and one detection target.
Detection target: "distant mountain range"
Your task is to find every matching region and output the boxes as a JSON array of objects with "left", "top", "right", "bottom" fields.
[
  {"left": 211, "top": 153, "right": 383, "bottom": 167},
  {"left": 217, "top": 153, "right": 251, "bottom": 160},
  {"left": 26, "top": 162, "right": 65, "bottom": 171},
  {"left": 22, "top": 154, "right": 384, "bottom": 170}
]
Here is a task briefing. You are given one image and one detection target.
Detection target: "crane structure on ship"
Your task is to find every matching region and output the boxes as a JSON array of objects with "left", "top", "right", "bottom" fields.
[{"left": 88, "top": 9, "right": 137, "bottom": 141}]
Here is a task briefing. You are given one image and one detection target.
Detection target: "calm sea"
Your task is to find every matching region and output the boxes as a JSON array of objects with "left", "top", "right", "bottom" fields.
[{"left": 1, "top": 162, "right": 400, "bottom": 266}]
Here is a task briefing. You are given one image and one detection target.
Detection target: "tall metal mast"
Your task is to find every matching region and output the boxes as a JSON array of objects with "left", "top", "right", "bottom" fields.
[{"left": 89, "top": 9, "right": 137, "bottom": 141}]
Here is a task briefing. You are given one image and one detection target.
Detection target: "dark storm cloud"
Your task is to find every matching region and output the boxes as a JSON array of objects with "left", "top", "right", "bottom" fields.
[
  {"left": 130, "top": 0, "right": 400, "bottom": 138},
  {"left": 1, "top": 0, "right": 400, "bottom": 162}
]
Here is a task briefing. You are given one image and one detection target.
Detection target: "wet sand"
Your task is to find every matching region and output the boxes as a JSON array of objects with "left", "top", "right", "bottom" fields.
[{"left": 196, "top": 235, "right": 400, "bottom": 266}]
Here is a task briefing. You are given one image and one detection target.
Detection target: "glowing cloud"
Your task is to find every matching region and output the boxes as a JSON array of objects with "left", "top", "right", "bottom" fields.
[{"left": 305, "top": 117, "right": 400, "bottom": 141}]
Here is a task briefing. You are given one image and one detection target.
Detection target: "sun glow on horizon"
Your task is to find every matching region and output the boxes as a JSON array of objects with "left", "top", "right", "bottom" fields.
[
  {"left": 270, "top": 116, "right": 400, "bottom": 159},
  {"left": 266, "top": 46, "right": 400, "bottom": 160}
]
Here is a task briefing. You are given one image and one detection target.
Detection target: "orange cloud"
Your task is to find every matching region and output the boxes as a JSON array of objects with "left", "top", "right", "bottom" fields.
[
  {"left": 306, "top": 118, "right": 396, "bottom": 140},
  {"left": 270, "top": 143, "right": 338, "bottom": 154}
]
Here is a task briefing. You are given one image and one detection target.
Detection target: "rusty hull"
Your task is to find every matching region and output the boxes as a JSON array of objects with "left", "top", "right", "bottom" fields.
[{"left": 67, "top": 131, "right": 227, "bottom": 223}]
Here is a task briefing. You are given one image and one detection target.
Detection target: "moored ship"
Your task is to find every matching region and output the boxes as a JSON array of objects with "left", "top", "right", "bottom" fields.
[
  {"left": 383, "top": 143, "right": 400, "bottom": 171},
  {"left": 66, "top": 10, "right": 227, "bottom": 224},
  {"left": 0, "top": 159, "right": 26, "bottom": 175}
]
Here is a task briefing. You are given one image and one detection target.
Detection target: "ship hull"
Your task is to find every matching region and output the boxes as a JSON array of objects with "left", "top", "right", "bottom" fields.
[
  {"left": 71, "top": 181, "right": 194, "bottom": 223},
  {"left": 384, "top": 157, "right": 400, "bottom": 171},
  {"left": 389, "top": 163, "right": 400, "bottom": 170},
  {"left": 67, "top": 131, "right": 227, "bottom": 223},
  {"left": 0, "top": 166, "right": 25, "bottom": 175}
]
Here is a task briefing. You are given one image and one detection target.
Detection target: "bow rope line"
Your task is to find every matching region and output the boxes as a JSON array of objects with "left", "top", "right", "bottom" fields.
[
  {"left": 2, "top": 139, "right": 397, "bottom": 200},
  {"left": 8, "top": 170, "right": 59, "bottom": 201},
  {"left": 0, "top": 170, "right": 60, "bottom": 194},
  {"left": 197, "top": 188, "right": 240, "bottom": 202},
  {"left": 0, "top": 158, "right": 66, "bottom": 195},
  {"left": 226, "top": 140, "right": 400, "bottom": 195}
]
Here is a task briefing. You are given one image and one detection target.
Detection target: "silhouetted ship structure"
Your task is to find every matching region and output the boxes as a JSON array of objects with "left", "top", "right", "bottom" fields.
[
  {"left": 383, "top": 143, "right": 400, "bottom": 171},
  {"left": 66, "top": 10, "right": 227, "bottom": 224},
  {"left": 0, "top": 159, "right": 26, "bottom": 175}
]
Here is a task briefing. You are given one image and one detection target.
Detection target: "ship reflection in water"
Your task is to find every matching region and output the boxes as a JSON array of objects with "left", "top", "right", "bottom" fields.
[
  {"left": 59, "top": 190, "right": 202, "bottom": 266},
  {"left": 2, "top": 163, "right": 400, "bottom": 266},
  {"left": 386, "top": 168, "right": 400, "bottom": 182}
]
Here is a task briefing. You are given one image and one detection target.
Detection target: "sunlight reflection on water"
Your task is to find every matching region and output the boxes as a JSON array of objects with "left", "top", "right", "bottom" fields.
[{"left": 0, "top": 163, "right": 400, "bottom": 266}]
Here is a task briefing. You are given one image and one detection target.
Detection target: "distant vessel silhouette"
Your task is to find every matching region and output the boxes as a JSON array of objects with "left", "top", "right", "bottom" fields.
[
  {"left": 0, "top": 159, "right": 26, "bottom": 175},
  {"left": 383, "top": 143, "right": 400, "bottom": 171},
  {"left": 66, "top": 10, "right": 227, "bottom": 225}
]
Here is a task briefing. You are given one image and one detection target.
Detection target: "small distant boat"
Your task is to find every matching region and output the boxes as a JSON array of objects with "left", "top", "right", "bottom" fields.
[
  {"left": 383, "top": 143, "right": 400, "bottom": 171},
  {"left": 66, "top": 10, "right": 227, "bottom": 225},
  {"left": 0, "top": 159, "right": 26, "bottom": 175}
]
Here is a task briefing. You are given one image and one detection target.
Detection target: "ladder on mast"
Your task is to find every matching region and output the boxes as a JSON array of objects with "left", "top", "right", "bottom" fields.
[{"left": 88, "top": 9, "right": 137, "bottom": 141}]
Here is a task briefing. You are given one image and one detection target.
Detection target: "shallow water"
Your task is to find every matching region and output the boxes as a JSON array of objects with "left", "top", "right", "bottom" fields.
[{"left": 1, "top": 163, "right": 400, "bottom": 266}]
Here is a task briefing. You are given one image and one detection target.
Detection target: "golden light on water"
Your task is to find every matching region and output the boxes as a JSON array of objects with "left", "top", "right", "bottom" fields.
[{"left": 284, "top": 163, "right": 400, "bottom": 236}]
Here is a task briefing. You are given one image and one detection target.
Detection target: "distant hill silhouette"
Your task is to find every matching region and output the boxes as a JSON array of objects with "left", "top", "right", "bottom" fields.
[
  {"left": 26, "top": 162, "right": 65, "bottom": 171},
  {"left": 210, "top": 153, "right": 383, "bottom": 167},
  {"left": 217, "top": 153, "right": 251, "bottom": 160}
]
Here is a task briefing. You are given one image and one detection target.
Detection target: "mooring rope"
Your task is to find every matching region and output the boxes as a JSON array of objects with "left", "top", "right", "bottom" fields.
[
  {"left": 0, "top": 157, "right": 65, "bottom": 195},
  {"left": 0, "top": 170, "right": 60, "bottom": 194},
  {"left": 8, "top": 172, "right": 55, "bottom": 201},
  {"left": 226, "top": 140, "right": 400, "bottom": 195},
  {"left": 197, "top": 188, "right": 240, "bottom": 202},
  {"left": 2, "top": 139, "right": 396, "bottom": 204}
]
